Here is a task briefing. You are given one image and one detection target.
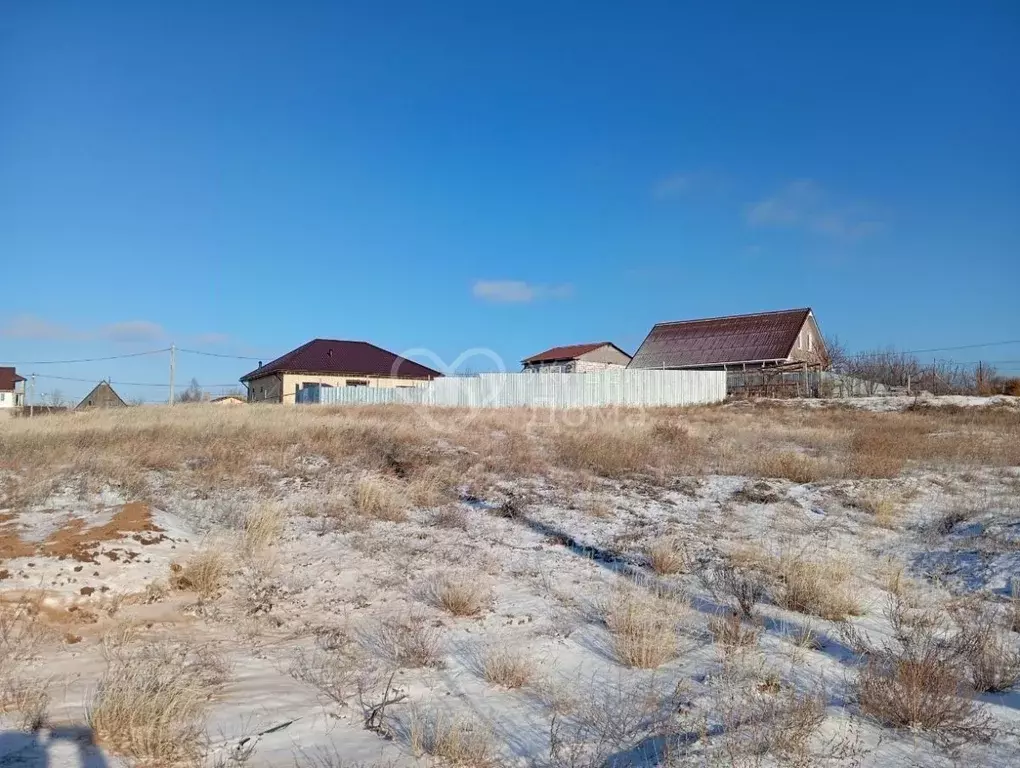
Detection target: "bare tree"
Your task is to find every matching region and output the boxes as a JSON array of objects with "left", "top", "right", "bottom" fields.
[{"left": 177, "top": 378, "right": 206, "bottom": 403}]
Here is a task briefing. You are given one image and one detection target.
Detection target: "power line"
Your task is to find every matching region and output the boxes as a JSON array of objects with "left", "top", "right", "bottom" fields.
[
  {"left": 176, "top": 347, "right": 266, "bottom": 361},
  {"left": 32, "top": 373, "right": 241, "bottom": 389},
  {"left": 0, "top": 348, "right": 170, "bottom": 365},
  {"left": 889, "top": 340, "right": 1020, "bottom": 356}
]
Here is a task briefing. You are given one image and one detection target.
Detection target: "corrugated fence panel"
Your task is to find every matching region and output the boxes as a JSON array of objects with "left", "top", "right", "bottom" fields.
[{"left": 306, "top": 369, "right": 725, "bottom": 408}]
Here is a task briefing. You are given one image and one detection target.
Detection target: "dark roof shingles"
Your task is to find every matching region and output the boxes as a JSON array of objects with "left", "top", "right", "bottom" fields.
[
  {"left": 0, "top": 367, "right": 24, "bottom": 391},
  {"left": 241, "top": 339, "right": 442, "bottom": 381},
  {"left": 523, "top": 342, "right": 624, "bottom": 364},
  {"left": 628, "top": 308, "right": 811, "bottom": 369}
]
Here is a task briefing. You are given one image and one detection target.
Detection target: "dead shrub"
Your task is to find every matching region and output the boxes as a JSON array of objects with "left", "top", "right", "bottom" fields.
[
  {"left": 950, "top": 602, "right": 1020, "bottom": 693},
  {"left": 854, "top": 491, "right": 900, "bottom": 528},
  {"left": 1010, "top": 578, "right": 1020, "bottom": 634},
  {"left": 701, "top": 563, "right": 768, "bottom": 619},
  {"left": 773, "top": 551, "right": 861, "bottom": 621},
  {"left": 429, "top": 572, "right": 491, "bottom": 617},
  {"left": 644, "top": 537, "right": 689, "bottom": 575},
  {"left": 552, "top": 426, "right": 655, "bottom": 478},
  {"left": 86, "top": 641, "right": 227, "bottom": 763},
  {"left": 845, "top": 424, "right": 913, "bottom": 478},
  {"left": 753, "top": 451, "right": 833, "bottom": 484},
  {"left": 170, "top": 546, "right": 229, "bottom": 600},
  {"left": 482, "top": 646, "right": 533, "bottom": 689},
  {"left": 847, "top": 597, "right": 995, "bottom": 747},
  {"left": 289, "top": 644, "right": 368, "bottom": 708},
  {"left": 708, "top": 611, "right": 761, "bottom": 649},
  {"left": 408, "top": 464, "right": 460, "bottom": 509},
  {"left": 373, "top": 612, "right": 445, "bottom": 668},
  {"left": 240, "top": 502, "right": 283, "bottom": 554},
  {"left": 430, "top": 505, "right": 469, "bottom": 531},
  {"left": 408, "top": 706, "right": 495, "bottom": 766},
  {"left": 353, "top": 474, "right": 407, "bottom": 522},
  {"left": 603, "top": 587, "right": 682, "bottom": 668}
]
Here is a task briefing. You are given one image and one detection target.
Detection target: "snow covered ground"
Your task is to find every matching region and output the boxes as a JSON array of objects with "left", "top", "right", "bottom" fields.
[{"left": 1, "top": 399, "right": 1018, "bottom": 767}]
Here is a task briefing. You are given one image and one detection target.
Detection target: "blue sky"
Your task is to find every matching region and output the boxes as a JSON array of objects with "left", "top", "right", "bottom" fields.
[{"left": 2, "top": 1, "right": 1018, "bottom": 400}]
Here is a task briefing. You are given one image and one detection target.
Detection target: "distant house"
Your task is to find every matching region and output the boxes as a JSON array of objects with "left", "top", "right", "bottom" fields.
[
  {"left": 76, "top": 381, "right": 127, "bottom": 410},
  {"left": 240, "top": 339, "right": 442, "bottom": 403},
  {"left": 210, "top": 395, "right": 246, "bottom": 406},
  {"left": 0, "top": 367, "right": 25, "bottom": 410},
  {"left": 628, "top": 308, "right": 828, "bottom": 371},
  {"left": 521, "top": 342, "right": 632, "bottom": 373}
]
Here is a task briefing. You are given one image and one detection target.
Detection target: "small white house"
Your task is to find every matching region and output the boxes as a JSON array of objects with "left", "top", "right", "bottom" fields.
[
  {"left": 521, "top": 342, "right": 632, "bottom": 373},
  {"left": 0, "top": 367, "right": 25, "bottom": 409}
]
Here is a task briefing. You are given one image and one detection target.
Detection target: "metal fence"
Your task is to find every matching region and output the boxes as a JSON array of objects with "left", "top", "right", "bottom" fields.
[{"left": 297, "top": 369, "right": 726, "bottom": 408}]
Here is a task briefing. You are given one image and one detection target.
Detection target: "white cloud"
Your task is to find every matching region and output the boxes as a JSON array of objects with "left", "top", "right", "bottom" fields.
[
  {"left": 0, "top": 314, "right": 84, "bottom": 341},
  {"left": 652, "top": 174, "right": 694, "bottom": 199},
  {"left": 99, "top": 320, "right": 166, "bottom": 343},
  {"left": 471, "top": 280, "right": 574, "bottom": 304},
  {"left": 746, "top": 179, "right": 884, "bottom": 241}
]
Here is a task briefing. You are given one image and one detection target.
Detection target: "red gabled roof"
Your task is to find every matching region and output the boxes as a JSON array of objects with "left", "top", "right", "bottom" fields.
[
  {"left": 0, "top": 367, "right": 25, "bottom": 391},
  {"left": 522, "top": 342, "right": 629, "bottom": 364},
  {"left": 628, "top": 308, "right": 814, "bottom": 369},
  {"left": 240, "top": 339, "right": 442, "bottom": 381}
]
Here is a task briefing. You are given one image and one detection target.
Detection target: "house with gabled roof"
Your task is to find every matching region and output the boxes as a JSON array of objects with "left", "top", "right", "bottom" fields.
[
  {"left": 628, "top": 308, "right": 827, "bottom": 371},
  {"left": 521, "top": 342, "right": 632, "bottom": 373},
  {"left": 240, "top": 339, "right": 442, "bottom": 403},
  {"left": 76, "top": 380, "right": 127, "bottom": 410},
  {"left": 0, "top": 367, "right": 26, "bottom": 410}
]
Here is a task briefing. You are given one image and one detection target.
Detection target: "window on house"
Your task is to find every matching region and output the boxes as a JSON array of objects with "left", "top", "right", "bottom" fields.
[
  {"left": 346, "top": 379, "right": 369, "bottom": 387},
  {"left": 808, "top": 333, "right": 813, "bottom": 352}
]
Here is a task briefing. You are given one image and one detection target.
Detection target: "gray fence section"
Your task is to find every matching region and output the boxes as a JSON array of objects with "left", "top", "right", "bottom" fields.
[{"left": 298, "top": 369, "right": 726, "bottom": 408}]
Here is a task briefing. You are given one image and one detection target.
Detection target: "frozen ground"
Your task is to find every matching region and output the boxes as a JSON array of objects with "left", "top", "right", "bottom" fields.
[{"left": 1, "top": 399, "right": 1019, "bottom": 767}]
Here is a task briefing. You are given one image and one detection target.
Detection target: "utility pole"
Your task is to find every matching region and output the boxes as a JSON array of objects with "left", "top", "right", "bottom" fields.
[
  {"left": 169, "top": 344, "right": 176, "bottom": 406},
  {"left": 29, "top": 373, "right": 35, "bottom": 417}
]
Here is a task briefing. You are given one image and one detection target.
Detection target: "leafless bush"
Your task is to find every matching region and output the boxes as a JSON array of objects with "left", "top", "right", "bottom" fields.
[
  {"left": 754, "top": 450, "right": 835, "bottom": 484},
  {"left": 846, "top": 597, "right": 996, "bottom": 748},
  {"left": 407, "top": 705, "right": 496, "bottom": 766},
  {"left": 86, "top": 640, "right": 227, "bottom": 763},
  {"left": 371, "top": 612, "right": 445, "bottom": 668},
  {"left": 645, "top": 537, "right": 690, "bottom": 575},
  {"left": 428, "top": 572, "right": 492, "bottom": 617},
  {"left": 708, "top": 612, "right": 762, "bottom": 649},
  {"left": 482, "top": 646, "right": 534, "bottom": 689},
  {"left": 238, "top": 556, "right": 280, "bottom": 616},
  {"left": 1010, "top": 578, "right": 1020, "bottom": 634},
  {"left": 603, "top": 587, "right": 683, "bottom": 668},
  {"left": 289, "top": 644, "right": 369, "bottom": 709},
  {"left": 701, "top": 563, "right": 769, "bottom": 619},
  {"left": 430, "top": 504, "right": 469, "bottom": 530},
  {"left": 853, "top": 491, "right": 900, "bottom": 528},
  {"left": 546, "top": 673, "right": 685, "bottom": 768},
  {"left": 949, "top": 601, "right": 1020, "bottom": 693},
  {"left": 171, "top": 546, "right": 230, "bottom": 600},
  {"left": 353, "top": 473, "right": 408, "bottom": 522}
]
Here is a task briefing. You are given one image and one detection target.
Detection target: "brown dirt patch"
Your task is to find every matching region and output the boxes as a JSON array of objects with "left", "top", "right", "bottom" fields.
[
  {"left": 41, "top": 502, "right": 163, "bottom": 563},
  {"left": 0, "top": 524, "right": 35, "bottom": 560}
]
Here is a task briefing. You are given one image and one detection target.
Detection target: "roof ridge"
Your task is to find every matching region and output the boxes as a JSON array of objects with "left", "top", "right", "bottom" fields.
[{"left": 653, "top": 307, "right": 811, "bottom": 328}]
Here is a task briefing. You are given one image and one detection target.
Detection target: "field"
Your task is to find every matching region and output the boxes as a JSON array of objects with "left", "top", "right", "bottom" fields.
[{"left": 1, "top": 398, "right": 1019, "bottom": 767}]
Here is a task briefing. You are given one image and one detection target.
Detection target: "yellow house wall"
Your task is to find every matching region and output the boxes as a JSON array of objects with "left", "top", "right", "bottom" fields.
[{"left": 263, "top": 371, "right": 430, "bottom": 401}]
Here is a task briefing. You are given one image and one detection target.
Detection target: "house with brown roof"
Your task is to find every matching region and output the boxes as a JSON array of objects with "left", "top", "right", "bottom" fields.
[
  {"left": 0, "top": 367, "right": 26, "bottom": 410},
  {"left": 240, "top": 339, "right": 442, "bottom": 403},
  {"left": 521, "top": 342, "right": 632, "bottom": 374},
  {"left": 628, "top": 308, "right": 827, "bottom": 371}
]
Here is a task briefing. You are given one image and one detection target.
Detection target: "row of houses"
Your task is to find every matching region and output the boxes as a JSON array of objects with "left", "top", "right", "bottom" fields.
[
  {"left": 238, "top": 307, "right": 829, "bottom": 403},
  {"left": 0, "top": 308, "right": 829, "bottom": 408}
]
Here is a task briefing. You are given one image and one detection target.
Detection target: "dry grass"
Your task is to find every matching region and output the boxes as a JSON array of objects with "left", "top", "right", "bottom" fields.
[
  {"left": 429, "top": 504, "right": 469, "bottom": 530},
  {"left": 240, "top": 502, "right": 284, "bottom": 554},
  {"left": 753, "top": 450, "right": 835, "bottom": 484},
  {"left": 408, "top": 706, "right": 496, "bottom": 766},
  {"left": 372, "top": 612, "right": 445, "bottom": 668},
  {"left": 552, "top": 424, "right": 657, "bottom": 478},
  {"left": 429, "top": 572, "right": 492, "bottom": 617},
  {"left": 644, "top": 537, "right": 690, "bottom": 575},
  {"left": 170, "top": 546, "right": 230, "bottom": 600},
  {"left": 482, "top": 646, "right": 534, "bottom": 689},
  {"left": 603, "top": 586, "right": 683, "bottom": 668},
  {"left": 353, "top": 474, "right": 408, "bottom": 522},
  {"left": 708, "top": 611, "right": 762, "bottom": 649},
  {"left": 771, "top": 550, "right": 862, "bottom": 621},
  {"left": 854, "top": 490, "right": 901, "bottom": 528},
  {"left": 86, "top": 640, "right": 227, "bottom": 763}
]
